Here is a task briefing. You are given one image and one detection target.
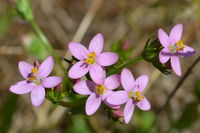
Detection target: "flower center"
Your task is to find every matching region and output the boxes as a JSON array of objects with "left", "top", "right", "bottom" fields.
[
  {"left": 84, "top": 52, "right": 96, "bottom": 65},
  {"left": 27, "top": 67, "right": 41, "bottom": 85},
  {"left": 176, "top": 40, "right": 184, "bottom": 51},
  {"left": 128, "top": 91, "right": 144, "bottom": 102},
  {"left": 96, "top": 85, "right": 107, "bottom": 95},
  {"left": 169, "top": 40, "right": 185, "bottom": 54}
]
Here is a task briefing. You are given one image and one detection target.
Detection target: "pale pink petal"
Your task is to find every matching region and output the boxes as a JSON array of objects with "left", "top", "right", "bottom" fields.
[
  {"left": 101, "top": 90, "right": 112, "bottom": 100},
  {"left": 121, "top": 68, "right": 135, "bottom": 91},
  {"left": 96, "top": 52, "right": 119, "bottom": 66},
  {"left": 89, "top": 64, "right": 106, "bottom": 85},
  {"left": 104, "top": 74, "right": 120, "bottom": 90},
  {"left": 159, "top": 48, "right": 171, "bottom": 64},
  {"left": 134, "top": 75, "right": 149, "bottom": 92},
  {"left": 158, "top": 28, "right": 170, "bottom": 47},
  {"left": 68, "top": 42, "right": 89, "bottom": 60},
  {"left": 171, "top": 56, "right": 182, "bottom": 76},
  {"left": 104, "top": 100, "right": 120, "bottom": 109},
  {"left": 169, "top": 24, "right": 183, "bottom": 44},
  {"left": 42, "top": 76, "right": 62, "bottom": 88},
  {"left": 18, "top": 61, "right": 33, "bottom": 79},
  {"left": 124, "top": 99, "right": 135, "bottom": 124},
  {"left": 68, "top": 61, "right": 89, "bottom": 79},
  {"left": 31, "top": 85, "right": 45, "bottom": 107},
  {"left": 88, "top": 33, "right": 104, "bottom": 55},
  {"left": 73, "top": 80, "right": 95, "bottom": 95},
  {"left": 106, "top": 90, "right": 129, "bottom": 105},
  {"left": 136, "top": 97, "right": 151, "bottom": 111},
  {"left": 38, "top": 56, "right": 54, "bottom": 78},
  {"left": 9, "top": 80, "right": 33, "bottom": 94},
  {"left": 178, "top": 45, "right": 196, "bottom": 57},
  {"left": 102, "top": 90, "right": 120, "bottom": 109},
  {"left": 86, "top": 93, "right": 101, "bottom": 115}
]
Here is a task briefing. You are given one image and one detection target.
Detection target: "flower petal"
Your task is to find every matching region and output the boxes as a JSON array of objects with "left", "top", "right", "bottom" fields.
[
  {"left": 89, "top": 64, "right": 106, "bottom": 85},
  {"left": 171, "top": 56, "right": 182, "bottom": 76},
  {"left": 68, "top": 61, "right": 89, "bottom": 79},
  {"left": 88, "top": 33, "right": 104, "bottom": 55},
  {"left": 73, "top": 80, "right": 95, "bottom": 95},
  {"left": 38, "top": 56, "right": 54, "bottom": 78},
  {"left": 158, "top": 28, "right": 170, "bottom": 47},
  {"left": 134, "top": 75, "right": 149, "bottom": 92},
  {"left": 9, "top": 80, "right": 33, "bottom": 94},
  {"left": 178, "top": 45, "right": 196, "bottom": 57},
  {"left": 86, "top": 93, "right": 101, "bottom": 115},
  {"left": 169, "top": 24, "right": 183, "bottom": 44},
  {"left": 68, "top": 42, "right": 89, "bottom": 60},
  {"left": 103, "top": 90, "right": 120, "bottom": 109},
  {"left": 136, "top": 97, "right": 151, "bottom": 111},
  {"left": 159, "top": 48, "right": 171, "bottom": 64},
  {"left": 104, "top": 74, "right": 120, "bottom": 90},
  {"left": 31, "top": 85, "right": 45, "bottom": 107},
  {"left": 18, "top": 61, "right": 33, "bottom": 79},
  {"left": 121, "top": 68, "right": 135, "bottom": 91},
  {"left": 42, "top": 76, "right": 62, "bottom": 88},
  {"left": 96, "top": 52, "right": 119, "bottom": 66},
  {"left": 124, "top": 99, "right": 135, "bottom": 124},
  {"left": 106, "top": 90, "right": 129, "bottom": 105}
]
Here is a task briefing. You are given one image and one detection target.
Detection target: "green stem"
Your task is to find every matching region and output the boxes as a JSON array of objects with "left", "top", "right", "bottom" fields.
[
  {"left": 58, "top": 98, "right": 86, "bottom": 108},
  {"left": 29, "top": 20, "right": 65, "bottom": 70},
  {"left": 30, "top": 19, "right": 72, "bottom": 92},
  {"left": 107, "top": 56, "right": 143, "bottom": 76}
]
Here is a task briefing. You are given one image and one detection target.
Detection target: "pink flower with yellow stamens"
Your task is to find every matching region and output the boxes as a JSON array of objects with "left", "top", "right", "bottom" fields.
[
  {"left": 158, "top": 24, "right": 195, "bottom": 76},
  {"left": 73, "top": 74, "right": 120, "bottom": 115},
  {"left": 9, "top": 56, "right": 62, "bottom": 107},
  {"left": 68, "top": 33, "right": 119, "bottom": 84},
  {"left": 106, "top": 68, "right": 151, "bottom": 124}
]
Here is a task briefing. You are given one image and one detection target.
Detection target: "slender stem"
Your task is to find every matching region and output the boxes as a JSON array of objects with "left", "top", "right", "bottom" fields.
[
  {"left": 58, "top": 98, "right": 86, "bottom": 108},
  {"left": 107, "top": 56, "right": 143, "bottom": 76},
  {"left": 30, "top": 20, "right": 65, "bottom": 70},
  {"left": 158, "top": 55, "right": 200, "bottom": 113},
  {"left": 149, "top": 55, "right": 200, "bottom": 132}
]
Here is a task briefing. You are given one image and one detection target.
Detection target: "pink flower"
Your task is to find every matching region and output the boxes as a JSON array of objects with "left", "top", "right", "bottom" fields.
[
  {"left": 9, "top": 56, "right": 63, "bottom": 107},
  {"left": 68, "top": 33, "right": 119, "bottom": 84},
  {"left": 106, "top": 68, "right": 151, "bottom": 124},
  {"left": 158, "top": 24, "right": 195, "bottom": 76},
  {"left": 73, "top": 74, "right": 120, "bottom": 115}
]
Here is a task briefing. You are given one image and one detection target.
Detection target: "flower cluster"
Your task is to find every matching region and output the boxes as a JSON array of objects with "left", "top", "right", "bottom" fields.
[
  {"left": 69, "top": 33, "right": 150, "bottom": 124},
  {"left": 9, "top": 24, "right": 195, "bottom": 124}
]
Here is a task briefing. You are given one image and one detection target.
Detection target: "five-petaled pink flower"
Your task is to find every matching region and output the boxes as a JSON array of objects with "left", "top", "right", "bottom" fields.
[
  {"left": 68, "top": 33, "right": 119, "bottom": 84},
  {"left": 73, "top": 74, "right": 120, "bottom": 115},
  {"left": 9, "top": 56, "right": 63, "bottom": 107},
  {"left": 106, "top": 68, "right": 151, "bottom": 124},
  {"left": 158, "top": 24, "right": 195, "bottom": 76}
]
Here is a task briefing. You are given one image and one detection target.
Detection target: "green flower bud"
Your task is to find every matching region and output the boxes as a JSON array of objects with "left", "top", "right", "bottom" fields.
[
  {"left": 15, "top": 0, "right": 34, "bottom": 21},
  {"left": 142, "top": 38, "right": 171, "bottom": 75}
]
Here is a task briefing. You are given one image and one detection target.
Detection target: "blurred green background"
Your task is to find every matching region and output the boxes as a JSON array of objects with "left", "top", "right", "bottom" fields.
[{"left": 0, "top": 0, "right": 200, "bottom": 133}]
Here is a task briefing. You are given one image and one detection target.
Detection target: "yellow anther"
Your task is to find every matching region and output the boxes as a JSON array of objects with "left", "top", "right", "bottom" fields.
[
  {"left": 28, "top": 75, "right": 36, "bottom": 81},
  {"left": 31, "top": 67, "right": 38, "bottom": 74},
  {"left": 176, "top": 40, "right": 184, "bottom": 51},
  {"left": 135, "top": 91, "right": 144, "bottom": 101},
  {"left": 84, "top": 52, "right": 96, "bottom": 65},
  {"left": 96, "top": 85, "right": 107, "bottom": 95}
]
